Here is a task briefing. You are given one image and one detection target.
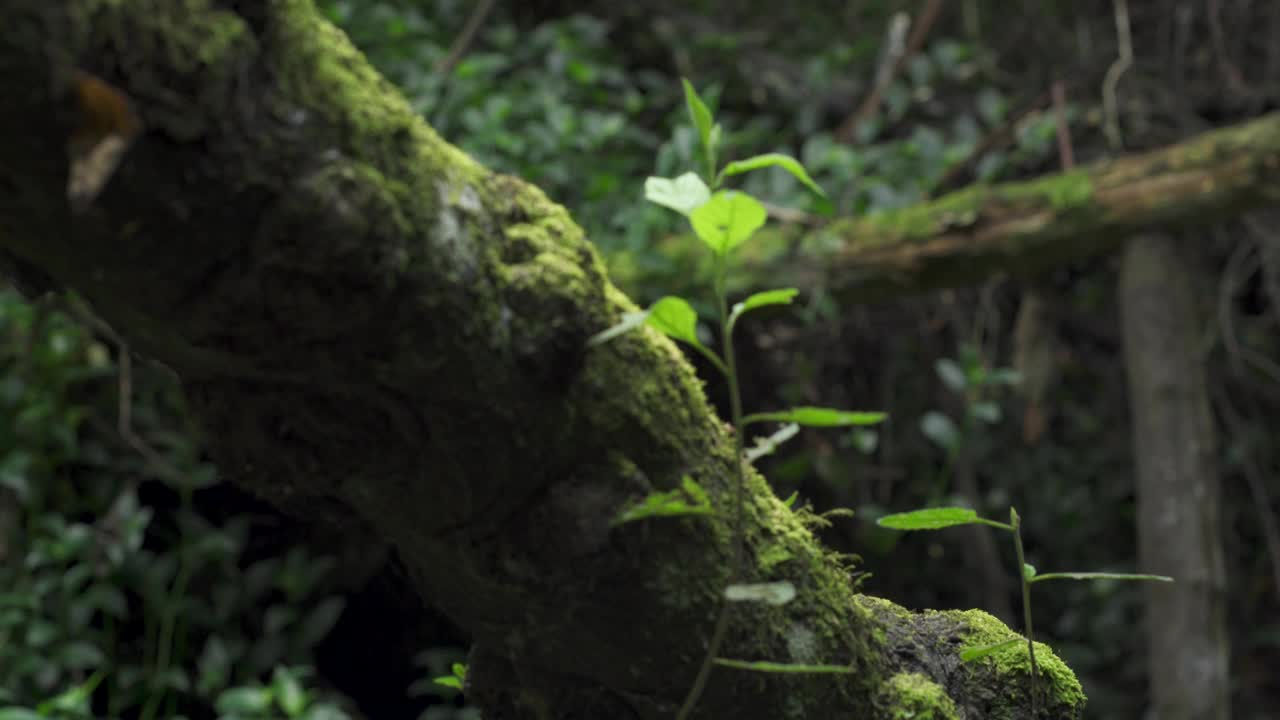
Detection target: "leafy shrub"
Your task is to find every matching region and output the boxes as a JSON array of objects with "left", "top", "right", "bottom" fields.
[{"left": 0, "top": 290, "right": 352, "bottom": 719}]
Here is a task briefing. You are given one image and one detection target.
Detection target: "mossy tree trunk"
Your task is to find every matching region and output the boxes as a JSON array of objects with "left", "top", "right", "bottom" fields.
[
  {"left": 0, "top": 1, "right": 1082, "bottom": 718},
  {"left": 1120, "top": 235, "right": 1230, "bottom": 720}
]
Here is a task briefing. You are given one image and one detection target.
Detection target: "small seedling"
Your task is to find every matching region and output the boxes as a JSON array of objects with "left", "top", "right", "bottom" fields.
[
  {"left": 432, "top": 663, "right": 468, "bottom": 692},
  {"left": 589, "top": 78, "right": 883, "bottom": 719},
  {"left": 877, "top": 505, "right": 1172, "bottom": 716}
]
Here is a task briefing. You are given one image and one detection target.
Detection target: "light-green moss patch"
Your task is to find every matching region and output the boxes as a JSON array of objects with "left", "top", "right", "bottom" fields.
[
  {"left": 883, "top": 672, "right": 960, "bottom": 720},
  {"left": 948, "top": 608, "right": 1086, "bottom": 709}
]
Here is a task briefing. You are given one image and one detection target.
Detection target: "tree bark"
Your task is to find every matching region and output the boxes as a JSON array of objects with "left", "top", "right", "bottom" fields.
[
  {"left": 0, "top": 2, "right": 1084, "bottom": 718},
  {"left": 1120, "top": 235, "right": 1230, "bottom": 720}
]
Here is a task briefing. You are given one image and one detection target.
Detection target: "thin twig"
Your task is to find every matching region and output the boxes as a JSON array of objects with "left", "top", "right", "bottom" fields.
[
  {"left": 1213, "top": 238, "right": 1280, "bottom": 603},
  {"left": 434, "top": 0, "right": 497, "bottom": 76},
  {"left": 1102, "top": 0, "right": 1133, "bottom": 150},
  {"left": 1012, "top": 514, "right": 1040, "bottom": 716},
  {"left": 675, "top": 259, "right": 751, "bottom": 720},
  {"left": 934, "top": 86, "right": 1058, "bottom": 193},
  {"left": 1206, "top": 0, "right": 1251, "bottom": 96},
  {"left": 1050, "top": 80, "right": 1074, "bottom": 169},
  {"left": 835, "top": 0, "right": 944, "bottom": 143},
  {"left": 116, "top": 349, "right": 183, "bottom": 481},
  {"left": 1211, "top": 387, "right": 1280, "bottom": 604},
  {"left": 1217, "top": 243, "right": 1280, "bottom": 389},
  {"left": 1242, "top": 213, "right": 1280, "bottom": 328},
  {"left": 762, "top": 200, "right": 824, "bottom": 227},
  {"left": 58, "top": 295, "right": 188, "bottom": 485}
]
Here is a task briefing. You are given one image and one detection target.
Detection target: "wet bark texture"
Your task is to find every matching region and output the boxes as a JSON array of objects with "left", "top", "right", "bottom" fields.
[
  {"left": 1120, "top": 235, "right": 1230, "bottom": 720},
  {"left": 0, "top": 2, "right": 1083, "bottom": 718}
]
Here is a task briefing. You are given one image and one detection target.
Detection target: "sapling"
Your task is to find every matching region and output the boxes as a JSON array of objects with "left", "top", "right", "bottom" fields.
[
  {"left": 877, "top": 505, "right": 1172, "bottom": 716},
  {"left": 590, "top": 78, "right": 884, "bottom": 719}
]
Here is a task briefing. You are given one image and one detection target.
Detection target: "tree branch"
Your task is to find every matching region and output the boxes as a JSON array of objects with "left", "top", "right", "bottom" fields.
[{"left": 768, "top": 112, "right": 1280, "bottom": 302}]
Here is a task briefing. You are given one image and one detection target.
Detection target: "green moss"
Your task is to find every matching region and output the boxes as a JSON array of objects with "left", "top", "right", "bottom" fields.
[
  {"left": 184, "top": 9, "right": 251, "bottom": 69},
  {"left": 844, "top": 166, "right": 1095, "bottom": 249},
  {"left": 882, "top": 672, "right": 960, "bottom": 720},
  {"left": 998, "top": 168, "right": 1094, "bottom": 210},
  {"left": 947, "top": 608, "right": 1086, "bottom": 709},
  {"left": 855, "top": 594, "right": 914, "bottom": 621},
  {"left": 83, "top": 1, "right": 253, "bottom": 71},
  {"left": 758, "top": 541, "right": 794, "bottom": 572},
  {"left": 279, "top": 4, "right": 425, "bottom": 148},
  {"left": 83, "top": 0, "right": 251, "bottom": 59}
]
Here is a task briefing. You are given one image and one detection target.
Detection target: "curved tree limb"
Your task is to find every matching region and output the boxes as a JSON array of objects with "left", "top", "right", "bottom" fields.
[{"left": 728, "top": 112, "right": 1280, "bottom": 303}]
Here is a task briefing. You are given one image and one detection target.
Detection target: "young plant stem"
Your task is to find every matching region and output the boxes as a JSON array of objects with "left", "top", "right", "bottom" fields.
[
  {"left": 676, "top": 257, "right": 748, "bottom": 720},
  {"left": 1012, "top": 514, "right": 1040, "bottom": 716}
]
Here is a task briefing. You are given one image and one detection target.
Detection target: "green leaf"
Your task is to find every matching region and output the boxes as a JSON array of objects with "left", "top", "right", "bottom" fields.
[
  {"left": 432, "top": 675, "right": 463, "bottom": 690},
  {"left": 587, "top": 311, "right": 650, "bottom": 347},
  {"left": 730, "top": 288, "right": 799, "bottom": 327},
  {"left": 1023, "top": 563, "right": 1037, "bottom": 581},
  {"left": 971, "top": 402, "right": 1001, "bottom": 424},
  {"left": 297, "top": 596, "right": 346, "bottom": 651},
  {"left": 600, "top": 299, "right": 724, "bottom": 375},
  {"left": 0, "top": 709, "right": 43, "bottom": 720},
  {"left": 719, "top": 153, "right": 826, "bottom": 197},
  {"left": 690, "top": 191, "right": 768, "bottom": 255},
  {"left": 1029, "top": 572, "right": 1175, "bottom": 584},
  {"left": 782, "top": 491, "right": 799, "bottom": 509},
  {"left": 851, "top": 428, "right": 878, "bottom": 454},
  {"left": 216, "top": 686, "right": 274, "bottom": 715},
  {"left": 682, "top": 78, "right": 715, "bottom": 155},
  {"left": 680, "top": 475, "right": 711, "bottom": 506},
  {"left": 433, "top": 662, "right": 468, "bottom": 692},
  {"left": 644, "top": 172, "right": 711, "bottom": 215},
  {"left": 736, "top": 288, "right": 799, "bottom": 314},
  {"left": 197, "top": 636, "right": 232, "bottom": 695},
  {"left": 977, "top": 87, "right": 1008, "bottom": 125},
  {"left": 272, "top": 667, "right": 306, "bottom": 718},
  {"left": 646, "top": 296, "right": 702, "bottom": 347},
  {"left": 876, "top": 507, "right": 1012, "bottom": 531},
  {"left": 301, "top": 704, "right": 352, "bottom": 720},
  {"left": 920, "top": 411, "right": 959, "bottom": 450},
  {"left": 987, "top": 368, "right": 1023, "bottom": 387},
  {"left": 743, "top": 407, "right": 887, "bottom": 428},
  {"left": 712, "top": 659, "right": 854, "bottom": 674},
  {"left": 56, "top": 640, "right": 105, "bottom": 669},
  {"left": 34, "top": 671, "right": 105, "bottom": 715},
  {"left": 612, "top": 476, "right": 713, "bottom": 526},
  {"left": 724, "top": 581, "right": 796, "bottom": 606},
  {"left": 24, "top": 620, "right": 57, "bottom": 648},
  {"left": 960, "top": 638, "right": 1022, "bottom": 662},
  {"left": 744, "top": 423, "right": 800, "bottom": 464},
  {"left": 935, "top": 358, "right": 966, "bottom": 392}
]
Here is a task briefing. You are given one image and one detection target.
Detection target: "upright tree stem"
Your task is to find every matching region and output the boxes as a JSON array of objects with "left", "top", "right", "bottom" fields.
[
  {"left": 1012, "top": 515, "right": 1040, "bottom": 716},
  {"left": 676, "top": 256, "right": 748, "bottom": 720}
]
